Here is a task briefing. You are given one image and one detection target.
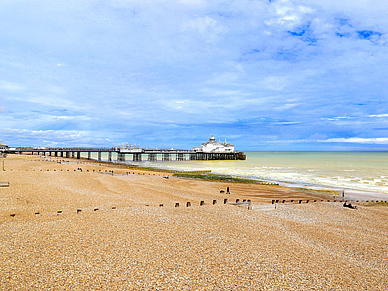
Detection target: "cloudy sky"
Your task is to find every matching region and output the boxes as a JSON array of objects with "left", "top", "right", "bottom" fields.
[{"left": 1, "top": 0, "right": 388, "bottom": 150}]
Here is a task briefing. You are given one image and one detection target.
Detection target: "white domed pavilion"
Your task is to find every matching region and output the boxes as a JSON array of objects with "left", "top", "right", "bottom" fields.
[{"left": 192, "top": 135, "right": 235, "bottom": 153}]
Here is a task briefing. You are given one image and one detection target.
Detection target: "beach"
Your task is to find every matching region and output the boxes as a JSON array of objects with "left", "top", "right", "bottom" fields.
[{"left": 1, "top": 154, "right": 387, "bottom": 290}]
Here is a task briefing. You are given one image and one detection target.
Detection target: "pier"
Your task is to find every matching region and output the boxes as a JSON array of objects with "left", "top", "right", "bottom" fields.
[
  {"left": 8, "top": 147, "right": 246, "bottom": 162},
  {"left": 6, "top": 136, "right": 246, "bottom": 162}
]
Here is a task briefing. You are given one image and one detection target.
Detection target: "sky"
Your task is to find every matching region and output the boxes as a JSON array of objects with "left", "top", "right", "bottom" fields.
[{"left": 1, "top": 0, "right": 388, "bottom": 151}]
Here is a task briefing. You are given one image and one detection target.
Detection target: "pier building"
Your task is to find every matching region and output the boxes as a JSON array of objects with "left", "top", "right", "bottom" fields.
[
  {"left": 0, "top": 141, "right": 9, "bottom": 152},
  {"left": 192, "top": 135, "right": 235, "bottom": 153}
]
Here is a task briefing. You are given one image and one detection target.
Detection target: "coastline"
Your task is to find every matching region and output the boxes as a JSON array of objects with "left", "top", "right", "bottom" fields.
[
  {"left": 88, "top": 154, "right": 388, "bottom": 201},
  {"left": 1, "top": 154, "right": 387, "bottom": 289}
]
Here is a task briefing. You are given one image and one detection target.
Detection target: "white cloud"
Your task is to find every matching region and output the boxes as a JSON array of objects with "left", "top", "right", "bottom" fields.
[
  {"left": 368, "top": 114, "right": 388, "bottom": 118},
  {"left": 321, "top": 138, "right": 388, "bottom": 144},
  {"left": 321, "top": 116, "right": 356, "bottom": 121},
  {"left": 0, "top": 81, "right": 24, "bottom": 91},
  {"left": 260, "top": 76, "right": 288, "bottom": 91},
  {"left": 1, "top": 0, "right": 388, "bottom": 149},
  {"left": 1, "top": 128, "right": 113, "bottom": 146},
  {"left": 274, "top": 121, "right": 301, "bottom": 125},
  {"left": 182, "top": 16, "right": 226, "bottom": 43}
]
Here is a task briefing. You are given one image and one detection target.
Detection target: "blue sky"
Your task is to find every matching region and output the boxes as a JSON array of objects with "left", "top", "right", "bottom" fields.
[{"left": 1, "top": 0, "right": 388, "bottom": 151}]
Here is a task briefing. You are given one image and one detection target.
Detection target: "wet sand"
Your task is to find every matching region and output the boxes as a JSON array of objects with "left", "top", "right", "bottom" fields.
[{"left": 0, "top": 154, "right": 387, "bottom": 290}]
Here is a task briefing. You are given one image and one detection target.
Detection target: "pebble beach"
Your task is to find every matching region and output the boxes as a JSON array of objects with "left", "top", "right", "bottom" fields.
[{"left": 1, "top": 155, "right": 387, "bottom": 290}]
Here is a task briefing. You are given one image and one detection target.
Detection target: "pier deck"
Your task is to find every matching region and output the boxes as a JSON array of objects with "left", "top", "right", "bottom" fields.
[{"left": 8, "top": 148, "right": 246, "bottom": 162}]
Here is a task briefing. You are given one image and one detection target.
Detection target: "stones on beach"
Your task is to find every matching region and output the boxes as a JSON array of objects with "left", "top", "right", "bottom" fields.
[
  {"left": 186, "top": 202, "right": 191, "bottom": 207},
  {"left": 200, "top": 201, "right": 205, "bottom": 206}
]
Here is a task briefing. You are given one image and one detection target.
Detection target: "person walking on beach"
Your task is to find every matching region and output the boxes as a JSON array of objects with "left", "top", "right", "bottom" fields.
[
  {"left": 226, "top": 186, "right": 230, "bottom": 194},
  {"left": 342, "top": 190, "right": 345, "bottom": 198}
]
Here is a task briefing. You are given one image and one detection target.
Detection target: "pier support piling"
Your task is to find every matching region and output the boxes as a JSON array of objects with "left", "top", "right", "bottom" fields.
[
  {"left": 117, "top": 153, "right": 125, "bottom": 162},
  {"left": 148, "top": 153, "right": 157, "bottom": 161}
]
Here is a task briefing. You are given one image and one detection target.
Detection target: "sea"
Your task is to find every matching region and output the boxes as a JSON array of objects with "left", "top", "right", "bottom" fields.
[{"left": 88, "top": 151, "right": 388, "bottom": 194}]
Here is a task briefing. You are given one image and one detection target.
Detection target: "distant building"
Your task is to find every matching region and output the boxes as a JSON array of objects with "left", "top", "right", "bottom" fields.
[
  {"left": 193, "top": 135, "right": 235, "bottom": 153},
  {"left": 0, "top": 141, "right": 9, "bottom": 152},
  {"left": 113, "top": 143, "right": 142, "bottom": 153}
]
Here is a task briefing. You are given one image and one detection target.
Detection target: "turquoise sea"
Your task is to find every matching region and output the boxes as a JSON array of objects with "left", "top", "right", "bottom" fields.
[{"left": 91, "top": 151, "right": 388, "bottom": 194}]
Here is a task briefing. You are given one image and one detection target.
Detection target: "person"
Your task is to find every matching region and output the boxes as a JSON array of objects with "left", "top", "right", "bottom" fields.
[
  {"left": 226, "top": 186, "right": 230, "bottom": 194},
  {"left": 343, "top": 202, "right": 357, "bottom": 210},
  {"left": 342, "top": 190, "right": 345, "bottom": 198}
]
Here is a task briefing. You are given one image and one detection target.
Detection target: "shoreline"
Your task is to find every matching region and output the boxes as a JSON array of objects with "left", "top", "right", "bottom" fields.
[
  {"left": 1, "top": 154, "right": 387, "bottom": 289},
  {"left": 83, "top": 155, "right": 388, "bottom": 200}
]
